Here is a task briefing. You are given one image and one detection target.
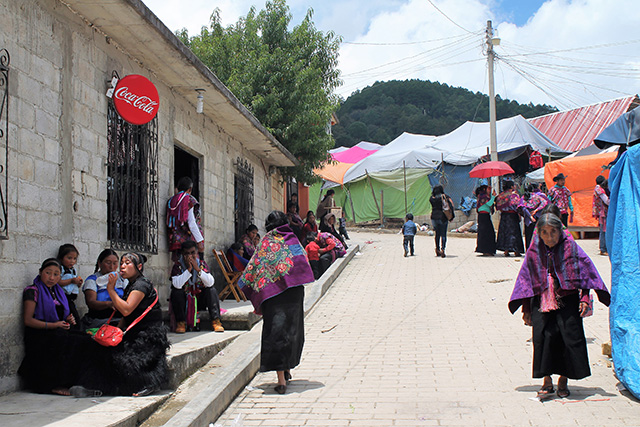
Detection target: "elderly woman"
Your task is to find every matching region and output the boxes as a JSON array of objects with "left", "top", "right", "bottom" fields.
[
  {"left": 509, "top": 213, "right": 610, "bottom": 399},
  {"left": 239, "top": 211, "right": 315, "bottom": 394},
  {"left": 496, "top": 181, "right": 524, "bottom": 257}
]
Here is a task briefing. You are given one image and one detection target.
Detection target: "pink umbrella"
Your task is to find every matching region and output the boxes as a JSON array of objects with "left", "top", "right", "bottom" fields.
[{"left": 469, "top": 161, "right": 514, "bottom": 178}]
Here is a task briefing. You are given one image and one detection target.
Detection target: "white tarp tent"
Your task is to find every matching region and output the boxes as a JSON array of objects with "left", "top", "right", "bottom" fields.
[
  {"left": 342, "top": 132, "right": 442, "bottom": 183},
  {"left": 431, "top": 115, "right": 568, "bottom": 165}
]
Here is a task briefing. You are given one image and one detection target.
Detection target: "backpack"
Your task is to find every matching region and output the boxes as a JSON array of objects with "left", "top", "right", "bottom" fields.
[{"left": 441, "top": 194, "right": 455, "bottom": 221}]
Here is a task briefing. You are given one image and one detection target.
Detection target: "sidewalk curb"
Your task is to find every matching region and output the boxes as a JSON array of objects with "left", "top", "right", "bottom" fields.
[{"left": 162, "top": 244, "right": 360, "bottom": 427}]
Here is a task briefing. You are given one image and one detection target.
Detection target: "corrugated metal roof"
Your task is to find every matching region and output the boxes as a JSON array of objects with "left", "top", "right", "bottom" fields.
[{"left": 529, "top": 96, "right": 640, "bottom": 152}]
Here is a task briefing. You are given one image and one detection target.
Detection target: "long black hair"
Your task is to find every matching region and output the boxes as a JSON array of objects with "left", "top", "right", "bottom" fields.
[
  {"left": 432, "top": 185, "right": 444, "bottom": 196},
  {"left": 265, "top": 210, "right": 289, "bottom": 232},
  {"left": 94, "top": 248, "right": 118, "bottom": 273}
]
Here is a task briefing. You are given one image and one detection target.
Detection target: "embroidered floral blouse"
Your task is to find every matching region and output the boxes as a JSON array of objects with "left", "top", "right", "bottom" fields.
[{"left": 548, "top": 185, "right": 573, "bottom": 214}]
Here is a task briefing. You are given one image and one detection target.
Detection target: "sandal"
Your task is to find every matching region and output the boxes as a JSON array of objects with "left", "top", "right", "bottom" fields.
[
  {"left": 132, "top": 387, "right": 156, "bottom": 397},
  {"left": 274, "top": 384, "right": 286, "bottom": 395},
  {"left": 537, "top": 385, "right": 555, "bottom": 399},
  {"left": 557, "top": 387, "right": 570, "bottom": 398},
  {"left": 284, "top": 370, "right": 291, "bottom": 382}
]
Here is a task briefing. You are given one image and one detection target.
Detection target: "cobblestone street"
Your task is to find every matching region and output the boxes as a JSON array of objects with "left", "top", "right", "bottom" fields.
[{"left": 215, "top": 231, "right": 638, "bottom": 427}]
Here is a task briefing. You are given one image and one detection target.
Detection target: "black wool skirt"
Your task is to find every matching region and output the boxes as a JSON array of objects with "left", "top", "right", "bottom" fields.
[
  {"left": 475, "top": 212, "right": 496, "bottom": 254},
  {"left": 531, "top": 293, "right": 590, "bottom": 380},
  {"left": 259, "top": 286, "right": 305, "bottom": 372},
  {"left": 496, "top": 211, "right": 525, "bottom": 253}
]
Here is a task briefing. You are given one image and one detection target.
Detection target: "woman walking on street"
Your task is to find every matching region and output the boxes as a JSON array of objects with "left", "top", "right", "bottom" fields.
[
  {"left": 429, "top": 185, "right": 454, "bottom": 258},
  {"left": 509, "top": 213, "right": 610, "bottom": 399},
  {"left": 496, "top": 181, "right": 525, "bottom": 257},
  {"left": 238, "top": 211, "right": 315, "bottom": 395},
  {"left": 474, "top": 185, "right": 497, "bottom": 256}
]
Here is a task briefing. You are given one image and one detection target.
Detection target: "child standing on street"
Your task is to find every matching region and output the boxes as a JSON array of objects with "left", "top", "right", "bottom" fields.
[
  {"left": 402, "top": 213, "right": 417, "bottom": 257},
  {"left": 57, "top": 243, "right": 83, "bottom": 328},
  {"left": 338, "top": 211, "right": 350, "bottom": 241}
]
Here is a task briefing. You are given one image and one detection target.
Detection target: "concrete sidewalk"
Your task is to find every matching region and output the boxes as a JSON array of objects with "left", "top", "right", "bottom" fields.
[{"left": 214, "top": 231, "right": 638, "bottom": 427}]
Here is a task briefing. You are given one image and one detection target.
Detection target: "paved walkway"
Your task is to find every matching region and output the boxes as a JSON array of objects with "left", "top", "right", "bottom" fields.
[{"left": 214, "top": 231, "right": 638, "bottom": 427}]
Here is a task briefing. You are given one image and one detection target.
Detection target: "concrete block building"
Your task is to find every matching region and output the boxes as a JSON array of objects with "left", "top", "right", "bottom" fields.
[{"left": 0, "top": 0, "right": 296, "bottom": 393}]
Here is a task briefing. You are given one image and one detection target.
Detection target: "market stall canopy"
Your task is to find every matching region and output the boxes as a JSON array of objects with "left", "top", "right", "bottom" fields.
[
  {"left": 594, "top": 106, "right": 640, "bottom": 148},
  {"left": 342, "top": 132, "right": 441, "bottom": 183},
  {"left": 314, "top": 141, "right": 381, "bottom": 184},
  {"left": 530, "top": 96, "right": 639, "bottom": 152},
  {"left": 544, "top": 151, "right": 618, "bottom": 228},
  {"left": 431, "top": 115, "right": 568, "bottom": 165}
]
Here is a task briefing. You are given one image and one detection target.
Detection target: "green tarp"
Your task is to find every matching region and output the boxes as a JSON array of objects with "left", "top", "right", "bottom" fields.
[{"left": 310, "top": 169, "right": 433, "bottom": 223}]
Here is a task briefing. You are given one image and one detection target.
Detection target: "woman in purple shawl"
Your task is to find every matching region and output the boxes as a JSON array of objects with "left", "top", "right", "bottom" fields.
[
  {"left": 509, "top": 214, "right": 610, "bottom": 399},
  {"left": 18, "top": 258, "right": 86, "bottom": 395},
  {"left": 239, "top": 211, "right": 314, "bottom": 395}
]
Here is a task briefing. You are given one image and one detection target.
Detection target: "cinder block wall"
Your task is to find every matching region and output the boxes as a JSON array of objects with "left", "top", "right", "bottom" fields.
[{"left": 0, "top": 0, "right": 273, "bottom": 394}]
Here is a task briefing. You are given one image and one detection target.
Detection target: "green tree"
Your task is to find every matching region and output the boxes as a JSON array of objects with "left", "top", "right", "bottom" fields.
[{"left": 178, "top": 1, "right": 342, "bottom": 182}]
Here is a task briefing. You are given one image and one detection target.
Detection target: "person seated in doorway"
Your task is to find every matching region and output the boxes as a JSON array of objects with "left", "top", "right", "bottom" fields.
[
  {"left": 226, "top": 243, "right": 249, "bottom": 272},
  {"left": 170, "top": 241, "right": 224, "bottom": 333}
]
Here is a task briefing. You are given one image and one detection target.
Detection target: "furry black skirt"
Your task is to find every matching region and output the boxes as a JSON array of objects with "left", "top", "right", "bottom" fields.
[{"left": 259, "top": 286, "right": 305, "bottom": 373}]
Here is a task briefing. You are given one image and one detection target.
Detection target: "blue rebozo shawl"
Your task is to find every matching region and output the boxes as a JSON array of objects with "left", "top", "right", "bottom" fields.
[
  {"left": 238, "top": 224, "right": 314, "bottom": 315},
  {"left": 508, "top": 231, "right": 610, "bottom": 314}
]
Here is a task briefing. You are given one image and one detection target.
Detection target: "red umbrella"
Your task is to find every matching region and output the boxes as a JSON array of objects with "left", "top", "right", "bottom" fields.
[{"left": 469, "top": 161, "right": 514, "bottom": 178}]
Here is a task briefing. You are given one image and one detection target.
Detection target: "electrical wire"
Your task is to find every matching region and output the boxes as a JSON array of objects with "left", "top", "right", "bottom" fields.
[{"left": 426, "top": 0, "right": 476, "bottom": 34}]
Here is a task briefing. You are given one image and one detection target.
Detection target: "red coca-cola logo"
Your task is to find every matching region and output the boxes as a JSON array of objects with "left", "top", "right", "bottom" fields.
[{"left": 113, "top": 75, "right": 159, "bottom": 125}]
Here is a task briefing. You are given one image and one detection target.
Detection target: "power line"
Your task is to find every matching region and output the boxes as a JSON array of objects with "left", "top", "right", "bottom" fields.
[{"left": 426, "top": 0, "right": 476, "bottom": 34}]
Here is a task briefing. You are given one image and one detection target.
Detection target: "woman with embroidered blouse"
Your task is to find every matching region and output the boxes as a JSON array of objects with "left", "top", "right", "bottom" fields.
[{"left": 238, "top": 211, "right": 314, "bottom": 395}]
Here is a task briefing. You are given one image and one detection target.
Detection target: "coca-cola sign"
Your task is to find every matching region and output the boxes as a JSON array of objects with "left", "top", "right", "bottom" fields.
[{"left": 112, "top": 74, "right": 159, "bottom": 125}]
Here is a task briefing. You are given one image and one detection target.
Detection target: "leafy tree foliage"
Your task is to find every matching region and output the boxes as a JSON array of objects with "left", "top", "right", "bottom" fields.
[
  {"left": 177, "top": 1, "right": 341, "bottom": 182},
  {"left": 333, "top": 80, "right": 558, "bottom": 147}
]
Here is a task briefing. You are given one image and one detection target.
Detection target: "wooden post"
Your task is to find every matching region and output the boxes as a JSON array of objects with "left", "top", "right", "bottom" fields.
[
  {"left": 345, "top": 185, "right": 357, "bottom": 224},
  {"left": 380, "top": 190, "right": 384, "bottom": 227},
  {"left": 366, "top": 170, "right": 382, "bottom": 225},
  {"left": 403, "top": 161, "right": 408, "bottom": 214}
]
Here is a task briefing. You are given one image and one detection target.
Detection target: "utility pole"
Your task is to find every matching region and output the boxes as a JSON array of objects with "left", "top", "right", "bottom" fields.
[{"left": 486, "top": 20, "right": 499, "bottom": 192}]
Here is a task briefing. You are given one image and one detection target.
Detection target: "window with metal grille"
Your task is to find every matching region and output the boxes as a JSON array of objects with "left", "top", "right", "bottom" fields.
[
  {"left": 234, "top": 157, "right": 254, "bottom": 242},
  {"left": 106, "top": 102, "right": 158, "bottom": 253}
]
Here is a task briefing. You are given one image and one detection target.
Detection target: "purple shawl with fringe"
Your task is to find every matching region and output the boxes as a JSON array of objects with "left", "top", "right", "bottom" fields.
[
  {"left": 25, "top": 276, "right": 71, "bottom": 322},
  {"left": 239, "top": 224, "right": 314, "bottom": 315},
  {"left": 509, "top": 232, "right": 610, "bottom": 314}
]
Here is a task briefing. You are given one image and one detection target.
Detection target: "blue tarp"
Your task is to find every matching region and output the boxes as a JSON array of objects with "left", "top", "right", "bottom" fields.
[
  {"left": 607, "top": 143, "right": 640, "bottom": 399},
  {"left": 429, "top": 163, "right": 483, "bottom": 212}
]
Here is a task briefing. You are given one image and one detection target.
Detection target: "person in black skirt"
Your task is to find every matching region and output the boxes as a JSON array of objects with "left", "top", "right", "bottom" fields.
[
  {"left": 238, "top": 211, "right": 315, "bottom": 394},
  {"left": 474, "top": 185, "right": 497, "bottom": 256},
  {"left": 509, "top": 213, "right": 610, "bottom": 399},
  {"left": 495, "top": 181, "right": 525, "bottom": 257}
]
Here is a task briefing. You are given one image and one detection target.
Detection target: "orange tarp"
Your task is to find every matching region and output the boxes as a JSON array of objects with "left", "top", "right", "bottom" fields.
[{"left": 544, "top": 151, "right": 617, "bottom": 228}]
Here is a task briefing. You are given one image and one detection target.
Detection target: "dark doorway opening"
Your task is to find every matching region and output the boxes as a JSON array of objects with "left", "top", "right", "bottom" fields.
[{"left": 174, "top": 146, "right": 200, "bottom": 201}]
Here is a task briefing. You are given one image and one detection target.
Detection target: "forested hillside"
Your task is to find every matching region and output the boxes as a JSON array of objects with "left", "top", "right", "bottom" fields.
[{"left": 333, "top": 80, "right": 557, "bottom": 147}]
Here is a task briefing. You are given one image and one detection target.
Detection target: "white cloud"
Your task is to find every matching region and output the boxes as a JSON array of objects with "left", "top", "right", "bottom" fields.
[
  {"left": 338, "top": 0, "right": 640, "bottom": 108},
  {"left": 143, "top": 0, "right": 640, "bottom": 108}
]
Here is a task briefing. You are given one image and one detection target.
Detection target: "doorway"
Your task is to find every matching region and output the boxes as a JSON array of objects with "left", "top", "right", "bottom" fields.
[{"left": 174, "top": 146, "right": 200, "bottom": 201}]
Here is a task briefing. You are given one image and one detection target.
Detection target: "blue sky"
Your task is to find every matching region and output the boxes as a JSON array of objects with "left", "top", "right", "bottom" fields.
[{"left": 144, "top": 0, "right": 640, "bottom": 109}]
